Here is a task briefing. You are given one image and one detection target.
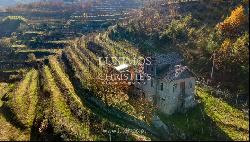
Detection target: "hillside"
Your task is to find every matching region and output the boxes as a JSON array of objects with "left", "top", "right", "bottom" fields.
[{"left": 0, "top": 0, "right": 249, "bottom": 141}]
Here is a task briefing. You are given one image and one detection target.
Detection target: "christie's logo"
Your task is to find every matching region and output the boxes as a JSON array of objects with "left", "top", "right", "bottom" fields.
[{"left": 97, "top": 56, "right": 153, "bottom": 84}]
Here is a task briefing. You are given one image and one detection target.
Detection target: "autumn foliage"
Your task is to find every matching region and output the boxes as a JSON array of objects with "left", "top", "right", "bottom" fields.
[{"left": 217, "top": 5, "right": 248, "bottom": 37}]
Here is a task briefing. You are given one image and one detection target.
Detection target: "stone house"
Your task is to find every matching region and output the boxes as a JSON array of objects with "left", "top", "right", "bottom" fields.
[{"left": 136, "top": 52, "right": 196, "bottom": 115}]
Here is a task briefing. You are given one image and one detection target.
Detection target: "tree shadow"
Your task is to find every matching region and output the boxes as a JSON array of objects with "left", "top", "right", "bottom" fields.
[
  {"left": 0, "top": 104, "right": 26, "bottom": 130},
  {"left": 209, "top": 89, "right": 249, "bottom": 111}
]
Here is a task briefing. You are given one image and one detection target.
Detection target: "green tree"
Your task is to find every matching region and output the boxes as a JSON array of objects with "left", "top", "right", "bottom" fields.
[{"left": 160, "top": 15, "right": 197, "bottom": 46}]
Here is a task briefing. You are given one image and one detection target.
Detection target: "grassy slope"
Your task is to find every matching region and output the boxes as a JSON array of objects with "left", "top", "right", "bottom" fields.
[
  {"left": 197, "top": 87, "right": 249, "bottom": 141},
  {"left": 159, "top": 87, "right": 249, "bottom": 141}
]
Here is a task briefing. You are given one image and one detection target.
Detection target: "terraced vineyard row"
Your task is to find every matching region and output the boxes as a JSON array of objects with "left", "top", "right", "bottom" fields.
[
  {"left": 43, "top": 65, "right": 93, "bottom": 141},
  {"left": 95, "top": 33, "right": 142, "bottom": 60},
  {"left": 48, "top": 56, "right": 90, "bottom": 122},
  {"left": 77, "top": 39, "right": 99, "bottom": 66},
  {"left": 71, "top": 44, "right": 102, "bottom": 74},
  {"left": 64, "top": 48, "right": 92, "bottom": 82},
  {"left": 4, "top": 69, "right": 39, "bottom": 128}
]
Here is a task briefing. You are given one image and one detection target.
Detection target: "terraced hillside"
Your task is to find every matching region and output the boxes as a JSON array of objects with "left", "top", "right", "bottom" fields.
[
  {"left": 0, "top": 29, "right": 249, "bottom": 140},
  {"left": 0, "top": 31, "right": 159, "bottom": 140}
]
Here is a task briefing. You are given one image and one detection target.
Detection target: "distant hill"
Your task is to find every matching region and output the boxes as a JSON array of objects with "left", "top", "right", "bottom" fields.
[
  {"left": 0, "top": 0, "right": 143, "bottom": 9},
  {"left": 0, "top": 0, "right": 40, "bottom": 7}
]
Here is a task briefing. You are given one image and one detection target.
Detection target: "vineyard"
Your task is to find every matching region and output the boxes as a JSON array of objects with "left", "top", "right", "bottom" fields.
[{"left": 0, "top": 30, "right": 157, "bottom": 140}]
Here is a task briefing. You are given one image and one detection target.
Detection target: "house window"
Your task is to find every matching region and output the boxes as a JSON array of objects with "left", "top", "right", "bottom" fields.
[
  {"left": 160, "top": 83, "right": 164, "bottom": 91},
  {"left": 144, "top": 77, "right": 148, "bottom": 84},
  {"left": 161, "top": 99, "right": 165, "bottom": 107},
  {"left": 173, "top": 83, "right": 177, "bottom": 93},
  {"left": 137, "top": 74, "right": 141, "bottom": 80},
  {"left": 151, "top": 80, "right": 154, "bottom": 87},
  {"left": 189, "top": 81, "right": 193, "bottom": 89}
]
